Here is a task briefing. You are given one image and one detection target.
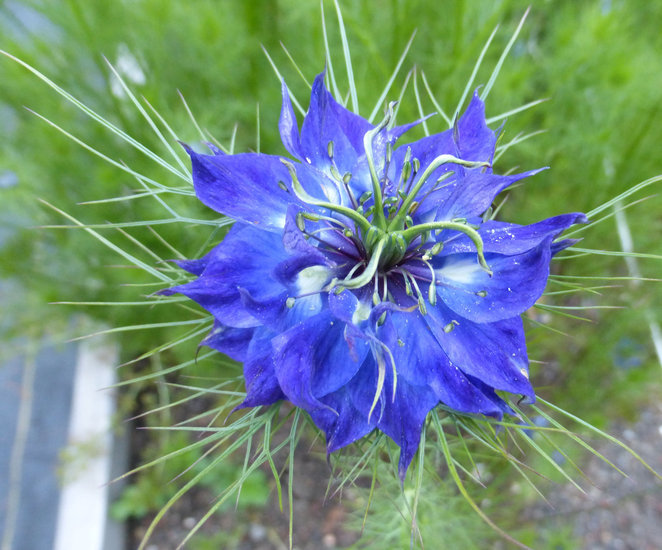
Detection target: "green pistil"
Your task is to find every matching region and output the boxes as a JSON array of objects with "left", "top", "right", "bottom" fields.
[
  {"left": 388, "top": 154, "right": 490, "bottom": 232},
  {"left": 338, "top": 236, "right": 387, "bottom": 290},
  {"left": 363, "top": 102, "right": 397, "bottom": 231},
  {"left": 400, "top": 221, "right": 492, "bottom": 276},
  {"left": 282, "top": 159, "right": 372, "bottom": 234}
]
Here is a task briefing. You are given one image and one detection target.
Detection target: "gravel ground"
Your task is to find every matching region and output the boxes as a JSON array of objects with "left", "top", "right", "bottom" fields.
[
  {"left": 525, "top": 402, "right": 662, "bottom": 549},
  {"left": 131, "top": 444, "right": 360, "bottom": 550}
]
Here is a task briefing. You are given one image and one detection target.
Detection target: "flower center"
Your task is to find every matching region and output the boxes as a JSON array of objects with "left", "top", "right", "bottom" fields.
[{"left": 282, "top": 105, "right": 494, "bottom": 310}]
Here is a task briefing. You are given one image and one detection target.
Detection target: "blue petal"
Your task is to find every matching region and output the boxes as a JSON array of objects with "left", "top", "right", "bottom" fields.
[
  {"left": 203, "top": 142, "right": 225, "bottom": 156},
  {"left": 279, "top": 81, "right": 304, "bottom": 159},
  {"left": 359, "top": 311, "right": 512, "bottom": 476},
  {"left": 308, "top": 358, "right": 376, "bottom": 455},
  {"left": 299, "top": 73, "right": 373, "bottom": 177},
  {"left": 349, "top": 347, "right": 437, "bottom": 478},
  {"left": 164, "top": 224, "right": 288, "bottom": 328},
  {"left": 389, "top": 92, "right": 495, "bottom": 200},
  {"left": 381, "top": 311, "right": 513, "bottom": 415},
  {"left": 238, "top": 287, "right": 288, "bottom": 326},
  {"left": 464, "top": 374, "right": 516, "bottom": 415},
  {"left": 239, "top": 329, "right": 286, "bottom": 408},
  {"left": 271, "top": 310, "right": 368, "bottom": 410},
  {"left": 424, "top": 303, "right": 534, "bottom": 398},
  {"left": 162, "top": 277, "right": 259, "bottom": 328},
  {"left": 174, "top": 257, "right": 208, "bottom": 276},
  {"left": 452, "top": 92, "right": 497, "bottom": 161},
  {"left": 551, "top": 238, "right": 581, "bottom": 255},
  {"left": 201, "top": 322, "right": 254, "bottom": 362},
  {"left": 376, "top": 379, "right": 439, "bottom": 478},
  {"left": 441, "top": 213, "right": 587, "bottom": 255},
  {"left": 327, "top": 288, "right": 370, "bottom": 325},
  {"left": 188, "top": 149, "right": 296, "bottom": 230},
  {"left": 423, "top": 168, "right": 546, "bottom": 221},
  {"left": 430, "top": 238, "right": 554, "bottom": 323}
]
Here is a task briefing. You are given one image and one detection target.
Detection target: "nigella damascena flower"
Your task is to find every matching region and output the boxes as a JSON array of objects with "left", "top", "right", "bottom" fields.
[{"left": 165, "top": 73, "right": 586, "bottom": 476}]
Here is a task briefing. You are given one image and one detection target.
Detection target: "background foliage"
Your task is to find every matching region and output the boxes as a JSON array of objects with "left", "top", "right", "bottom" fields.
[{"left": 1, "top": 0, "right": 660, "bottom": 547}]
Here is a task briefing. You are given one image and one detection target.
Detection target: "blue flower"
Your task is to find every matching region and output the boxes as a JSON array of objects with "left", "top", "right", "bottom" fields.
[{"left": 165, "top": 73, "right": 586, "bottom": 477}]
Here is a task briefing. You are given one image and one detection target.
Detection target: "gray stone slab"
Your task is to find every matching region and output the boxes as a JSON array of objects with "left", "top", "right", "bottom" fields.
[
  {"left": 0, "top": 341, "right": 77, "bottom": 550},
  {"left": 0, "top": 354, "right": 22, "bottom": 523}
]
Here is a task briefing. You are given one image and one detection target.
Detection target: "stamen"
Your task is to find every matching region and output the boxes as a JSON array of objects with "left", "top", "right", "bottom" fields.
[
  {"left": 302, "top": 230, "right": 361, "bottom": 260},
  {"left": 394, "top": 146, "right": 413, "bottom": 201},
  {"left": 295, "top": 212, "right": 306, "bottom": 231},
  {"left": 422, "top": 242, "right": 443, "bottom": 261},
  {"left": 443, "top": 320, "right": 459, "bottom": 333},
  {"left": 399, "top": 269, "right": 413, "bottom": 296},
  {"left": 430, "top": 242, "right": 443, "bottom": 255},
  {"left": 419, "top": 257, "right": 437, "bottom": 306},
  {"left": 402, "top": 158, "right": 412, "bottom": 188},
  {"left": 408, "top": 274, "right": 428, "bottom": 315},
  {"left": 367, "top": 339, "right": 398, "bottom": 421},
  {"left": 359, "top": 191, "right": 372, "bottom": 205},
  {"left": 341, "top": 172, "right": 359, "bottom": 209}
]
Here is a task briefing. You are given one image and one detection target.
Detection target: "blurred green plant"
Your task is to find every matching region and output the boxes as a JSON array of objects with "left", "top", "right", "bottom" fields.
[
  {"left": 1, "top": 0, "right": 660, "bottom": 405},
  {"left": 110, "top": 431, "right": 270, "bottom": 521},
  {"left": 1, "top": 1, "right": 661, "bottom": 549}
]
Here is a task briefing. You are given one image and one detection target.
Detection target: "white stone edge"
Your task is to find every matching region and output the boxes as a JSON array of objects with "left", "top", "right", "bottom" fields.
[{"left": 53, "top": 338, "right": 122, "bottom": 550}]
